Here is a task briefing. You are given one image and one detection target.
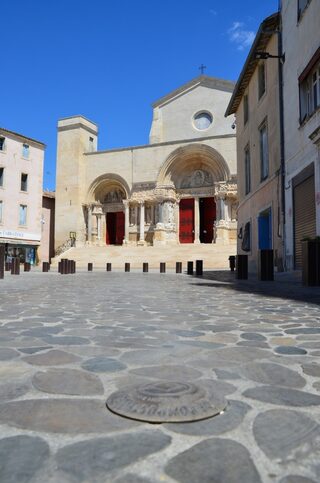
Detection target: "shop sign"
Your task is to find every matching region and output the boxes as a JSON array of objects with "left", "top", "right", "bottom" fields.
[{"left": 0, "top": 230, "right": 41, "bottom": 241}]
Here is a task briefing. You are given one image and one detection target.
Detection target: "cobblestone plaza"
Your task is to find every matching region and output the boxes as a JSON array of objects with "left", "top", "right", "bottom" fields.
[{"left": 0, "top": 270, "right": 320, "bottom": 482}]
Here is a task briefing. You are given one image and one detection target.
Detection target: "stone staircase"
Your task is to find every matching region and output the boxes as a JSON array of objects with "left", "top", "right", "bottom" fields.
[{"left": 52, "top": 243, "right": 236, "bottom": 269}]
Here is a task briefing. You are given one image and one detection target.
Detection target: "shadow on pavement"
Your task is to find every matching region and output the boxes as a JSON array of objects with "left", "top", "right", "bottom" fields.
[{"left": 189, "top": 270, "right": 320, "bottom": 306}]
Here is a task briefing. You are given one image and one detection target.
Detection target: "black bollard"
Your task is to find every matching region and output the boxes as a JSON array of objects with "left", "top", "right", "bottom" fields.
[
  {"left": 24, "top": 262, "right": 31, "bottom": 272},
  {"left": 106, "top": 263, "right": 112, "bottom": 272},
  {"left": 125, "top": 263, "right": 130, "bottom": 272},
  {"left": 11, "top": 257, "right": 20, "bottom": 275},
  {"left": 67, "top": 259, "right": 72, "bottom": 274},
  {"left": 176, "top": 262, "right": 182, "bottom": 274},
  {"left": 42, "top": 262, "right": 49, "bottom": 273},
  {"left": 196, "top": 260, "right": 203, "bottom": 276},
  {"left": 160, "top": 262, "right": 166, "bottom": 273},
  {"left": 58, "top": 261, "right": 62, "bottom": 274},
  {"left": 71, "top": 260, "right": 76, "bottom": 274},
  {"left": 0, "top": 245, "right": 4, "bottom": 280},
  {"left": 5, "top": 262, "right": 11, "bottom": 272},
  {"left": 229, "top": 255, "right": 236, "bottom": 272},
  {"left": 187, "top": 261, "right": 193, "bottom": 275},
  {"left": 60, "top": 259, "right": 67, "bottom": 275},
  {"left": 88, "top": 262, "right": 93, "bottom": 272},
  {"left": 143, "top": 263, "right": 148, "bottom": 273}
]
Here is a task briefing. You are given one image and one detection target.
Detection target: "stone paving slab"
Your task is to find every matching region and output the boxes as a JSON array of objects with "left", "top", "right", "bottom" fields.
[{"left": 0, "top": 270, "right": 320, "bottom": 482}]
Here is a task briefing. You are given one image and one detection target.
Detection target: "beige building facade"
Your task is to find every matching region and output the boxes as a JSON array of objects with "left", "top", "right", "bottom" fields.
[
  {"left": 0, "top": 127, "right": 45, "bottom": 265},
  {"left": 226, "top": 13, "right": 284, "bottom": 273},
  {"left": 282, "top": 0, "right": 320, "bottom": 269},
  {"left": 55, "top": 76, "right": 237, "bottom": 252}
]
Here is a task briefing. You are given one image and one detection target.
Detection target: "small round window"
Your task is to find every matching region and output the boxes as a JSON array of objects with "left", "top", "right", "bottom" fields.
[{"left": 193, "top": 111, "right": 213, "bottom": 130}]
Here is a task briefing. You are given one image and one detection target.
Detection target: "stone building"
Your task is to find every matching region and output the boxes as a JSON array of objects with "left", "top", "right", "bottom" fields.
[
  {"left": 55, "top": 76, "right": 237, "bottom": 251},
  {"left": 282, "top": 0, "right": 320, "bottom": 269},
  {"left": 225, "top": 13, "right": 284, "bottom": 273},
  {"left": 0, "top": 127, "right": 45, "bottom": 265}
]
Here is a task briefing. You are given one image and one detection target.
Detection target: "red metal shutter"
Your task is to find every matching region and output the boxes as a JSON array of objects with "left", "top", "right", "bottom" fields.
[{"left": 294, "top": 175, "right": 316, "bottom": 268}]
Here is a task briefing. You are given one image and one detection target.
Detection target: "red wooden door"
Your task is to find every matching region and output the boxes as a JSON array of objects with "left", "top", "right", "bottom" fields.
[
  {"left": 179, "top": 198, "right": 194, "bottom": 243},
  {"left": 115, "top": 212, "right": 124, "bottom": 245},
  {"left": 106, "top": 213, "right": 116, "bottom": 245},
  {"left": 200, "top": 197, "right": 216, "bottom": 243}
]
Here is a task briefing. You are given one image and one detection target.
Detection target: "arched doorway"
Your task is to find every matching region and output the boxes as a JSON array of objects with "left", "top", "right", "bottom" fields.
[
  {"left": 87, "top": 175, "right": 129, "bottom": 246},
  {"left": 104, "top": 189, "right": 125, "bottom": 245},
  {"left": 157, "top": 144, "right": 228, "bottom": 244}
]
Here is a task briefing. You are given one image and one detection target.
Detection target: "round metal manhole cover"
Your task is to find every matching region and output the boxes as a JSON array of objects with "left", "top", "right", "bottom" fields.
[{"left": 106, "top": 381, "right": 227, "bottom": 423}]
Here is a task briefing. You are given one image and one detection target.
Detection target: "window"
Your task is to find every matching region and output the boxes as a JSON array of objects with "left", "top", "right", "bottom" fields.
[
  {"left": 300, "top": 62, "right": 320, "bottom": 122},
  {"left": 19, "top": 204, "right": 27, "bottom": 225},
  {"left": 193, "top": 111, "right": 213, "bottom": 130},
  {"left": 244, "top": 145, "right": 251, "bottom": 195},
  {"left": 244, "top": 95, "right": 249, "bottom": 125},
  {"left": 242, "top": 221, "right": 251, "bottom": 252},
  {"left": 0, "top": 137, "right": 5, "bottom": 151},
  {"left": 259, "top": 121, "right": 269, "bottom": 181},
  {"left": 0, "top": 168, "right": 3, "bottom": 187},
  {"left": 298, "top": 0, "right": 311, "bottom": 20},
  {"left": 0, "top": 201, "right": 3, "bottom": 223},
  {"left": 21, "top": 173, "right": 28, "bottom": 191},
  {"left": 89, "top": 137, "right": 94, "bottom": 152},
  {"left": 258, "top": 63, "right": 266, "bottom": 99},
  {"left": 22, "top": 144, "right": 29, "bottom": 158}
]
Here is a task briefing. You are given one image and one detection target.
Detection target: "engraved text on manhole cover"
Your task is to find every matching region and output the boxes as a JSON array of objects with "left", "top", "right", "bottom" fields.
[{"left": 106, "top": 381, "right": 227, "bottom": 423}]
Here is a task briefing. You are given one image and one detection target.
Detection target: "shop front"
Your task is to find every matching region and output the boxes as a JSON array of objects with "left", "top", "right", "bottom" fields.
[{"left": 0, "top": 230, "right": 41, "bottom": 265}]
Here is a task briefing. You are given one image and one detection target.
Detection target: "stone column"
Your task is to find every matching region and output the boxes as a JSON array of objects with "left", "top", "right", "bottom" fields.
[
  {"left": 158, "top": 202, "right": 163, "bottom": 224},
  {"left": 175, "top": 201, "right": 180, "bottom": 243},
  {"left": 87, "top": 205, "right": 92, "bottom": 244},
  {"left": 194, "top": 197, "right": 200, "bottom": 244},
  {"left": 124, "top": 201, "right": 130, "bottom": 245},
  {"left": 215, "top": 196, "right": 226, "bottom": 245},
  {"left": 225, "top": 198, "right": 231, "bottom": 222},
  {"left": 102, "top": 213, "right": 106, "bottom": 243},
  {"left": 96, "top": 215, "right": 102, "bottom": 241},
  {"left": 138, "top": 202, "right": 145, "bottom": 245},
  {"left": 219, "top": 197, "right": 225, "bottom": 221}
]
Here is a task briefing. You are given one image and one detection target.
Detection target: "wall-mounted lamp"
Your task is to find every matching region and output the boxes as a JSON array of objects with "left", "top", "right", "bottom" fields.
[{"left": 255, "top": 51, "right": 285, "bottom": 63}]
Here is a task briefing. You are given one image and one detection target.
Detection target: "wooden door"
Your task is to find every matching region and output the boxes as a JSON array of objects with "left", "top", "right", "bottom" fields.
[
  {"left": 106, "top": 213, "right": 116, "bottom": 245},
  {"left": 258, "top": 209, "right": 272, "bottom": 250},
  {"left": 115, "top": 211, "right": 124, "bottom": 245},
  {"left": 179, "top": 198, "right": 194, "bottom": 243},
  {"left": 200, "top": 197, "right": 216, "bottom": 243}
]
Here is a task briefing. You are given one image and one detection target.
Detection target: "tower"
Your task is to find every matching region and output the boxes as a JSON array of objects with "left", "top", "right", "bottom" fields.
[{"left": 55, "top": 116, "right": 98, "bottom": 250}]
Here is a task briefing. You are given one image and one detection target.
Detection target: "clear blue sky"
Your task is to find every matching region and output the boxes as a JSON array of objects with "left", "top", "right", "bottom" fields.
[{"left": 1, "top": 0, "right": 279, "bottom": 191}]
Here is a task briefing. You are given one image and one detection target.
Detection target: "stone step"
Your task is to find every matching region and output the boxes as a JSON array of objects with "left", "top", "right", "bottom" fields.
[{"left": 52, "top": 244, "right": 236, "bottom": 269}]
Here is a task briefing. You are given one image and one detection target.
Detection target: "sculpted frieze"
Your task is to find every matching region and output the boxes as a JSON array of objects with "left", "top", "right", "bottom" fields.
[
  {"left": 214, "top": 181, "right": 237, "bottom": 198},
  {"left": 180, "top": 169, "right": 213, "bottom": 189}
]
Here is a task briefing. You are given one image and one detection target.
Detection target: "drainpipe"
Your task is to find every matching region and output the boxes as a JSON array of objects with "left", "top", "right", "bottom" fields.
[{"left": 278, "top": 6, "right": 286, "bottom": 271}]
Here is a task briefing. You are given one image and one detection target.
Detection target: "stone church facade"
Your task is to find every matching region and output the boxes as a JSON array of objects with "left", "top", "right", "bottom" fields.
[{"left": 55, "top": 76, "right": 237, "bottom": 250}]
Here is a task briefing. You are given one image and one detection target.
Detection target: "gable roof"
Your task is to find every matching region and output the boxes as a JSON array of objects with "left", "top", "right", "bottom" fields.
[
  {"left": 225, "top": 12, "right": 280, "bottom": 117},
  {"left": 0, "top": 127, "right": 46, "bottom": 147},
  {"left": 152, "top": 75, "right": 236, "bottom": 108}
]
